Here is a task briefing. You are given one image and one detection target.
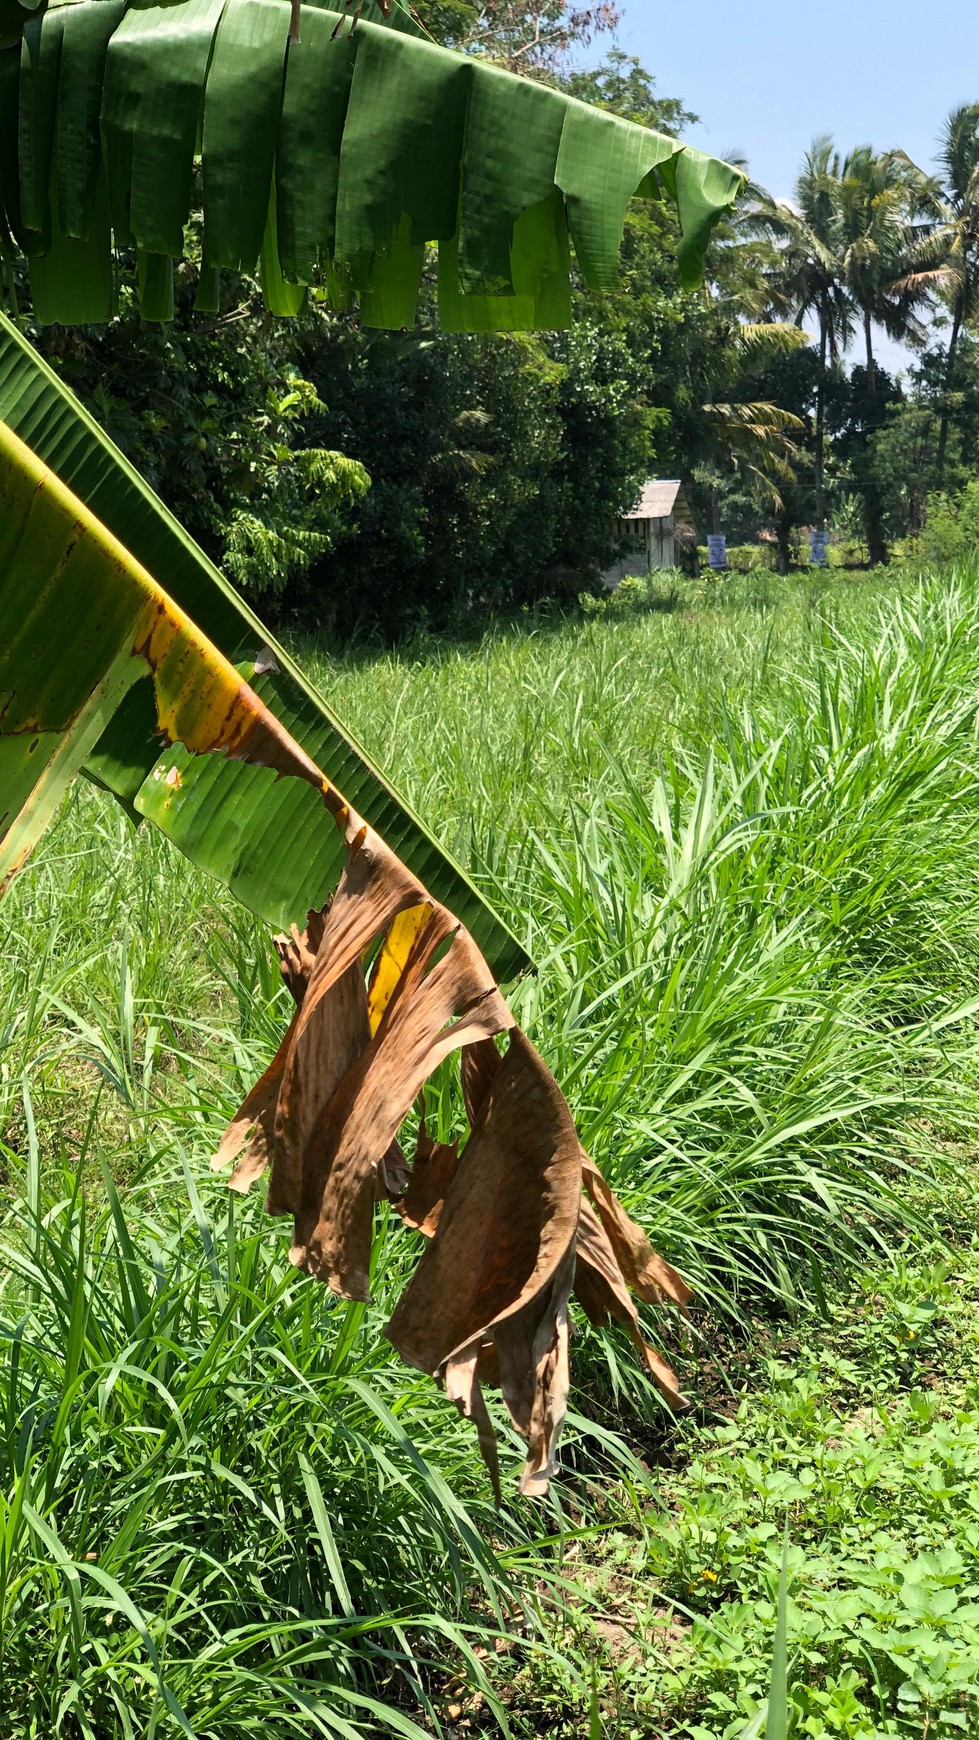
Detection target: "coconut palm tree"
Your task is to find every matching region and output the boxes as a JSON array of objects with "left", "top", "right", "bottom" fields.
[
  {"left": 830, "top": 147, "right": 939, "bottom": 565},
  {"left": 919, "top": 104, "right": 979, "bottom": 484},
  {"left": 833, "top": 146, "right": 935, "bottom": 393},
  {"left": 746, "top": 138, "right": 853, "bottom": 526},
  {"left": 753, "top": 141, "right": 933, "bottom": 557}
]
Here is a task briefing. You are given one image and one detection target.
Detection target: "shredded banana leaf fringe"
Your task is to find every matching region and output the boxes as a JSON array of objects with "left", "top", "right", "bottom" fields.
[{"left": 0, "top": 0, "right": 743, "bottom": 329}]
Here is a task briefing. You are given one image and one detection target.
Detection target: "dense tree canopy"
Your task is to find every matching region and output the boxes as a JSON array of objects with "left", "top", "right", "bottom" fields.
[{"left": 11, "top": 0, "right": 979, "bottom": 632}]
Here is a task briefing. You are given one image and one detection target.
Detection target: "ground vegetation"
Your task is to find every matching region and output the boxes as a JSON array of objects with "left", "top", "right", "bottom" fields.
[{"left": 8, "top": 566, "right": 979, "bottom": 1733}]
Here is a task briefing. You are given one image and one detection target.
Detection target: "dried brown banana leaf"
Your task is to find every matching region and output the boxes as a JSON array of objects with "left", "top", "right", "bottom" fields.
[
  {"left": 220, "top": 1016, "right": 298, "bottom": 1195},
  {"left": 386, "top": 1030, "right": 582, "bottom": 1494},
  {"left": 461, "top": 1036, "right": 505, "bottom": 1126},
  {"left": 219, "top": 907, "right": 327, "bottom": 1192},
  {"left": 398, "top": 1123, "right": 460, "bottom": 1237},
  {"left": 582, "top": 1154, "right": 693, "bottom": 1309},
  {"left": 575, "top": 1198, "right": 687, "bottom": 1410},
  {"left": 211, "top": 761, "right": 689, "bottom": 1493}
]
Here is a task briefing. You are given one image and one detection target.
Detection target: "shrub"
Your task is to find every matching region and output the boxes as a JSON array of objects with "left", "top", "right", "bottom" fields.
[{"left": 919, "top": 480, "right": 979, "bottom": 565}]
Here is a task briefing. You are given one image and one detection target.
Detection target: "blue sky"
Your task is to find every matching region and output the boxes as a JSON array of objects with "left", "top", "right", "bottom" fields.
[
  {"left": 608, "top": 0, "right": 979, "bottom": 372},
  {"left": 615, "top": 0, "right": 979, "bottom": 198}
]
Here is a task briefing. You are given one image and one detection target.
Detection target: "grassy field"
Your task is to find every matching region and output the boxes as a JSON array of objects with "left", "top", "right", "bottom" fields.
[{"left": 5, "top": 566, "right": 979, "bottom": 1735}]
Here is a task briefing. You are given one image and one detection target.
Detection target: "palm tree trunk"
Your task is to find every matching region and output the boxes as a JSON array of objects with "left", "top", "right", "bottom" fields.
[
  {"left": 908, "top": 412, "right": 932, "bottom": 536},
  {"left": 860, "top": 305, "right": 886, "bottom": 564},
  {"left": 863, "top": 307, "right": 877, "bottom": 397},
  {"left": 814, "top": 294, "right": 828, "bottom": 527},
  {"left": 936, "top": 296, "right": 964, "bottom": 488}
]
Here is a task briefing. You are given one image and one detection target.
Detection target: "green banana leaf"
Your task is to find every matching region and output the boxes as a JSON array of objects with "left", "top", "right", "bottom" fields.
[
  {"left": 0, "top": 310, "right": 530, "bottom": 978},
  {"left": 0, "top": 0, "right": 743, "bottom": 330},
  {"left": 0, "top": 0, "right": 741, "bottom": 967}
]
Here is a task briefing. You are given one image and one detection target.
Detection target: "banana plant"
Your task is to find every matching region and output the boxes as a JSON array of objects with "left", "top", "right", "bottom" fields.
[
  {"left": 0, "top": 409, "right": 693, "bottom": 1496},
  {"left": 0, "top": 0, "right": 742, "bottom": 1490}
]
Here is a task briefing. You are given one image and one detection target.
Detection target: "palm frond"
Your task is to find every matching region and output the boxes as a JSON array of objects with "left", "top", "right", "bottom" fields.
[
  {"left": 887, "top": 266, "right": 959, "bottom": 298},
  {"left": 737, "top": 322, "right": 811, "bottom": 357},
  {"left": 705, "top": 400, "right": 805, "bottom": 434}
]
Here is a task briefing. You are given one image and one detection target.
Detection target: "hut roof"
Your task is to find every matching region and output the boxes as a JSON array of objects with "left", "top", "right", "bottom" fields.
[{"left": 623, "top": 479, "right": 683, "bottom": 521}]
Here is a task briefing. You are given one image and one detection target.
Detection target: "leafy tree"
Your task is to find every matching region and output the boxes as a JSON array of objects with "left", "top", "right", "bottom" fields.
[
  {"left": 562, "top": 48, "right": 694, "bottom": 135},
  {"left": 826, "top": 363, "right": 904, "bottom": 564},
  {"left": 412, "top": 0, "right": 620, "bottom": 70},
  {"left": 868, "top": 334, "right": 979, "bottom": 538},
  {"left": 556, "top": 59, "right": 813, "bottom": 553},
  {"left": 298, "top": 314, "right": 652, "bottom": 634},
  {"left": 869, "top": 400, "right": 937, "bottom": 538},
  {"left": 917, "top": 104, "right": 979, "bottom": 484},
  {"left": 32, "top": 273, "right": 369, "bottom": 607},
  {"left": 917, "top": 477, "right": 979, "bottom": 561}
]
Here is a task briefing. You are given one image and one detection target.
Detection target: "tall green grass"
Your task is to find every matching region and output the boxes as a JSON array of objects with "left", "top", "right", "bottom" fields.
[
  {"left": 4, "top": 564, "right": 979, "bottom": 1732},
  {"left": 0, "top": 1140, "right": 607, "bottom": 1736},
  {"left": 309, "top": 574, "right": 979, "bottom": 1329}
]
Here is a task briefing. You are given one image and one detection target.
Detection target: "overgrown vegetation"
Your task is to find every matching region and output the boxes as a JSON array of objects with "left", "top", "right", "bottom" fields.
[
  {"left": 563, "top": 1183, "right": 979, "bottom": 1739},
  {"left": 16, "top": 13, "right": 979, "bottom": 637},
  {"left": 7, "top": 565, "right": 979, "bottom": 1733}
]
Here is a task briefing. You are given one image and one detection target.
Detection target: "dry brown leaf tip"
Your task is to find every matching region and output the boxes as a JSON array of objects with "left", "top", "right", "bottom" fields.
[
  {"left": 574, "top": 1197, "right": 688, "bottom": 1411},
  {"left": 211, "top": 800, "right": 692, "bottom": 1495},
  {"left": 385, "top": 1029, "right": 583, "bottom": 1495}
]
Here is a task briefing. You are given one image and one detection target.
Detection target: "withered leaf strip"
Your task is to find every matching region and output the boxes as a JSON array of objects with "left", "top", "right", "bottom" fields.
[
  {"left": 461, "top": 1035, "right": 504, "bottom": 1127},
  {"left": 581, "top": 1154, "right": 693, "bottom": 1309},
  {"left": 398, "top": 1122, "right": 460, "bottom": 1237},
  {"left": 574, "top": 1198, "right": 687, "bottom": 1411},
  {"left": 386, "top": 1029, "right": 582, "bottom": 1495},
  {"left": 268, "top": 827, "right": 431, "bottom": 1229},
  {"left": 214, "top": 1014, "right": 298, "bottom": 1195},
  {"left": 213, "top": 905, "right": 329, "bottom": 1194},
  {"left": 444, "top": 1344, "right": 502, "bottom": 1507},
  {"left": 275, "top": 906, "right": 330, "bottom": 1007},
  {"left": 376, "top": 1140, "right": 410, "bottom": 1203},
  {"left": 294, "top": 909, "right": 513, "bottom": 1297},
  {"left": 205, "top": 692, "right": 691, "bottom": 1494}
]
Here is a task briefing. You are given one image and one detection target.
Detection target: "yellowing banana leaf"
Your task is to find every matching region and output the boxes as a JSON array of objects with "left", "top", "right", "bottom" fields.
[
  {"left": 0, "top": 311, "right": 528, "bottom": 977},
  {"left": 0, "top": 413, "right": 690, "bottom": 1494},
  {"left": 0, "top": 0, "right": 743, "bottom": 330}
]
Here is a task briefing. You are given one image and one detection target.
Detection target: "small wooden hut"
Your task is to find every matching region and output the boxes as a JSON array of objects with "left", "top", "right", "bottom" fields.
[{"left": 602, "top": 479, "right": 696, "bottom": 585}]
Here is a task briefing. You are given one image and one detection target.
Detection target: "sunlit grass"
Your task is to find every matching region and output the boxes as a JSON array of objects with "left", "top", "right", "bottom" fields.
[{"left": 4, "top": 562, "right": 979, "bottom": 1732}]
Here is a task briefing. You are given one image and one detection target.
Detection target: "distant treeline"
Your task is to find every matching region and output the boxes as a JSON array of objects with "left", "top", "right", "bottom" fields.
[{"left": 18, "top": 10, "right": 979, "bottom": 636}]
